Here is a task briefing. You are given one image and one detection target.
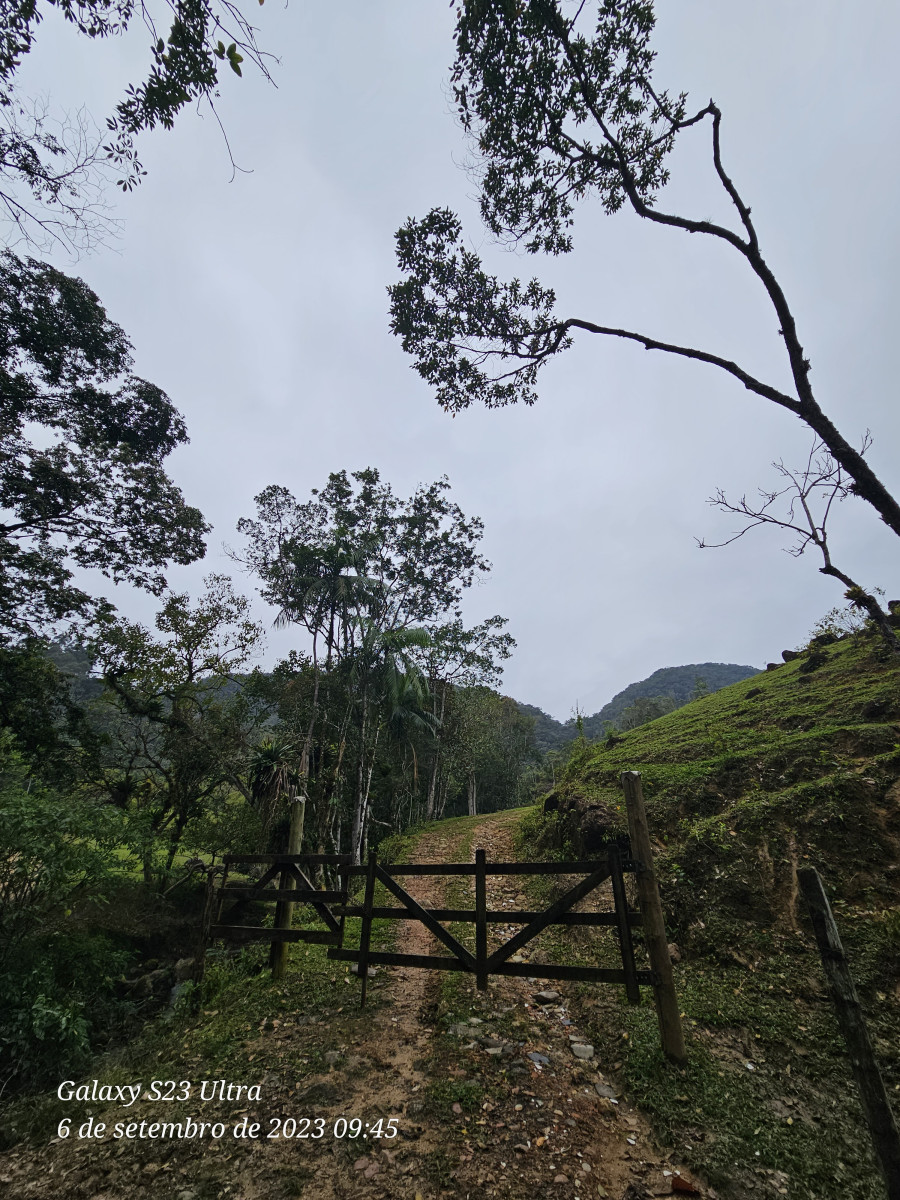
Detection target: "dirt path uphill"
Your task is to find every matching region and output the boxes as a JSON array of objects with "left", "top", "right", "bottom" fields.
[{"left": 0, "top": 812, "right": 710, "bottom": 1200}]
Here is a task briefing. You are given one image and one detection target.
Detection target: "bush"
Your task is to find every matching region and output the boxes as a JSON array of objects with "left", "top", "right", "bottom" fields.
[{"left": 0, "top": 735, "right": 131, "bottom": 1092}]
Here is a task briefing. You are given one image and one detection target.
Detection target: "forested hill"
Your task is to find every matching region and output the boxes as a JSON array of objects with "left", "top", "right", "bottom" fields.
[{"left": 518, "top": 661, "right": 761, "bottom": 750}]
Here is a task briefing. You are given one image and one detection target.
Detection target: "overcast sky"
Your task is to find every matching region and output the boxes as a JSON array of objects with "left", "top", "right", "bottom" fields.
[{"left": 17, "top": 0, "right": 900, "bottom": 720}]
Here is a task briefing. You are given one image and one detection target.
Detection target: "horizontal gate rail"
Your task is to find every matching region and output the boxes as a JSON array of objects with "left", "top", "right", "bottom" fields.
[
  {"left": 333, "top": 906, "right": 642, "bottom": 926},
  {"left": 329, "top": 843, "right": 649, "bottom": 1007},
  {"left": 338, "top": 860, "right": 626, "bottom": 877},
  {"left": 327, "top": 947, "right": 656, "bottom": 985}
]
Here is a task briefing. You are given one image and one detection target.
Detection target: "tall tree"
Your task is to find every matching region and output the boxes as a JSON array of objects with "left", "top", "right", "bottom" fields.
[
  {"left": 0, "top": 252, "right": 209, "bottom": 642},
  {"left": 237, "top": 468, "right": 494, "bottom": 860},
  {"left": 389, "top": 1, "right": 900, "bottom": 542},
  {"left": 419, "top": 615, "right": 514, "bottom": 820}
]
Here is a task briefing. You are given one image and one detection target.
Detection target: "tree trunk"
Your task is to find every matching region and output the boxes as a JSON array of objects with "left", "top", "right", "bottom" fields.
[
  {"left": 467, "top": 769, "right": 477, "bottom": 817},
  {"left": 819, "top": 566, "right": 900, "bottom": 654}
]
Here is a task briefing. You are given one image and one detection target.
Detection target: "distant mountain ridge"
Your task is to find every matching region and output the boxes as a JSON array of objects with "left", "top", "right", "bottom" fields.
[{"left": 517, "top": 662, "right": 762, "bottom": 752}]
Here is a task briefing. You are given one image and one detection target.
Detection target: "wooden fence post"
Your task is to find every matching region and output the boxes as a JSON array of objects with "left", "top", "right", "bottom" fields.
[
  {"left": 475, "top": 848, "right": 488, "bottom": 991},
  {"left": 193, "top": 864, "right": 220, "bottom": 984},
  {"left": 358, "top": 850, "right": 378, "bottom": 1007},
  {"left": 799, "top": 868, "right": 900, "bottom": 1198},
  {"left": 271, "top": 795, "right": 306, "bottom": 981},
  {"left": 621, "top": 771, "right": 686, "bottom": 1063}
]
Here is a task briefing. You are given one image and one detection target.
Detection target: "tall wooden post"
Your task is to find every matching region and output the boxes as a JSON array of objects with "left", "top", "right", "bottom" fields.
[
  {"left": 193, "top": 864, "right": 221, "bottom": 984},
  {"left": 799, "top": 868, "right": 900, "bottom": 1198},
  {"left": 620, "top": 771, "right": 686, "bottom": 1063},
  {"left": 271, "top": 796, "right": 306, "bottom": 981},
  {"left": 358, "top": 850, "right": 378, "bottom": 1008},
  {"left": 475, "top": 848, "right": 488, "bottom": 991}
]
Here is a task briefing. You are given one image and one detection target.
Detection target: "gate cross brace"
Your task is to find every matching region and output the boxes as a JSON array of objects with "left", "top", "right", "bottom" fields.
[
  {"left": 485, "top": 861, "right": 614, "bottom": 970},
  {"left": 375, "top": 865, "right": 477, "bottom": 972}
]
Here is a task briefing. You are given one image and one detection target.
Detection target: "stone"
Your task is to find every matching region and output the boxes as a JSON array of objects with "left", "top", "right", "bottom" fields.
[
  {"left": 174, "top": 957, "right": 196, "bottom": 982},
  {"left": 745, "top": 687, "right": 763, "bottom": 698},
  {"left": 781, "top": 649, "right": 799, "bottom": 662},
  {"left": 571, "top": 1044, "right": 594, "bottom": 1060},
  {"left": 667, "top": 942, "right": 681, "bottom": 963},
  {"left": 553, "top": 1175, "right": 569, "bottom": 1184},
  {"left": 799, "top": 649, "right": 829, "bottom": 674},
  {"left": 324, "top": 1051, "right": 342, "bottom": 1067},
  {"left": 349, "top": 964, "right": 376, "bottom": 977},
  {"left": 527, "top": 1052, "right": 550, "bottom": 1065},
  {"left": 595, "top": 1083, "right": 618, "bottom": 1099},
  {"left": 533, "top": 990, "right": 561, "bottom": 1005},
  {"left": 765, "top": 663, "right": 780, "bottom": 671}
]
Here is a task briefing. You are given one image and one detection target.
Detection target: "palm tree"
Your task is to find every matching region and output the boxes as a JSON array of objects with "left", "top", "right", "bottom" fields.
[{"left": 247, "top": 735, "right": 301, "bottom": 839}]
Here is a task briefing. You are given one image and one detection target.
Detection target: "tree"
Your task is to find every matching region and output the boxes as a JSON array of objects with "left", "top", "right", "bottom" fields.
[
  {"left": 419, "top": 615, "right": 514, "bottom": 819},
  {"left": 90, "top": 574, "right": 265, "bottom": 880},
  {"left": 0, "top": 251, "right": 209, "bottom": 642},
  {"left": 389, "top": 1, "right": 900, "bottom": 542},
  {"left": 236, "top": 468, "right": 496, "bottom": 860},
  {"left": 446, "top": 686, "right": 536, "bottom": 818},
  {"left": 698, "top": 440, "right": 899, "bottom": 654},
  {"left": 0, "top": 0, "right": 275, "bottom": 251}
]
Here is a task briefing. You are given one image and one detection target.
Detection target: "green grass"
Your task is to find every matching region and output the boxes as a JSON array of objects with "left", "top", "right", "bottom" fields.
[{"left": 515, "top": 632, "right": 900, "bottom": 1200}]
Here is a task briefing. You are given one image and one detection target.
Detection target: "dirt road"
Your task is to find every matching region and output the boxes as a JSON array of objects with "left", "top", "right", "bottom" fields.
[{"left": 0, "top": 810, "right": 706, "bottom": 1200}]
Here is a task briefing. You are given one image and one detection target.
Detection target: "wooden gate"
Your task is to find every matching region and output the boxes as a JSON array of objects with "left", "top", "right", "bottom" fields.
[
  {"left": 204, "top": 852, "right": 350, "bottom": 953},
  {"left": 328, "top": 844, "right": 651, "bottom": 1007},
  {"left": 198, "top": 773, "right": 685, "bottom": 1061}
]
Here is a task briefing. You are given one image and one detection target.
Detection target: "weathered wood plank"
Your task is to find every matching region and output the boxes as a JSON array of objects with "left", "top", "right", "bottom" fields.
[
  {"left": 622, "top": 771, "right": 686, "bottom": 1063},
  {"left": 374, "top": 865, "right": 477, "bottom": 972},
  {"left": 799, "top": 867, "right": 900, "bottom": 1199},
  {"left": 475, "top": 848, "right": 488, "bottom": 991},
  {"left": 485, "top": 863, "right": 614, "bottom": 969},
  {"left": 328, "top": 947, "right": 655, "bottom": 985},
  {"left": 610, "top": 843, "right": 641, "bottom": 1005},
  {"left": 359, "top": 860, "right": 615, "bottom": 877},
  {"left": 333, "top": 906, "right": 639, "bottom": 926},
  {"left": 358, "top": 852, "right": 378, "bottom": 1007}
]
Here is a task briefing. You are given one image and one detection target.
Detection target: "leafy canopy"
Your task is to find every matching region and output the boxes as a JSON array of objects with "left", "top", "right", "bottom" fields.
[
  {"left": 0, "top": 250, "right": 209, "bottom": 641},
  {"left": 389, "top": 0, "right": 900, "bottom": 543},
  {"left": 236, "top": 468, "right": 491, "bottom": 655},
  {"left": 0, "top": 0, "right": 274, "bottom": 247}
]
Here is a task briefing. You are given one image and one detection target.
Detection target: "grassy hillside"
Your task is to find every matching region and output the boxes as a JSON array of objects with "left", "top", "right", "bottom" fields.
[
  {"left": 527, "top": 631, "right": 900, "bottom": 1198},
  {"left": 516, "top": 662, "right": 762, "bottom": 751}
]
